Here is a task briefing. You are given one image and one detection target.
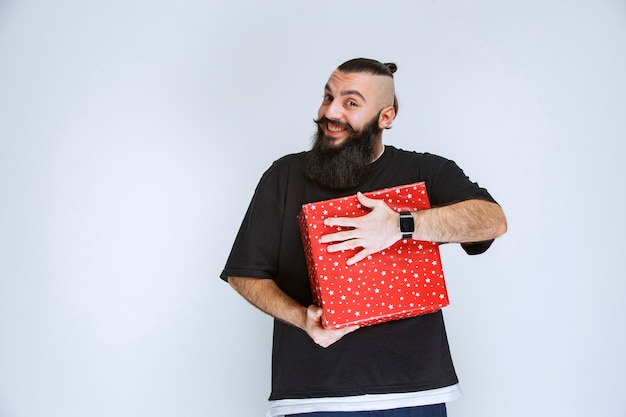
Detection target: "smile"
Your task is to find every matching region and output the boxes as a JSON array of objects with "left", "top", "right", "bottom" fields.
[{"left": 327, "top": 123, "right": 348, "bottom": 133}]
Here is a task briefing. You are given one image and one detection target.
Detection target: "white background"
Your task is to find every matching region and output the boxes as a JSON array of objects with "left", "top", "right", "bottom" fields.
[{"left": 1, "top": 1, "right": 625, "bottom": 416}]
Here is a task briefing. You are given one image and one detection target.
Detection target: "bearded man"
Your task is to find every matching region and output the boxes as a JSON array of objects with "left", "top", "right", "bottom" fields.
[{"left": 221, "top": 58, "right": 507, "bottom": 417}]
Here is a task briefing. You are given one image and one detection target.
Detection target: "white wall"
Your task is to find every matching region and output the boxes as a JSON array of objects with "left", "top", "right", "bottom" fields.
[{"left": 1, "top": 1, "right": 625, "bottom": 416}]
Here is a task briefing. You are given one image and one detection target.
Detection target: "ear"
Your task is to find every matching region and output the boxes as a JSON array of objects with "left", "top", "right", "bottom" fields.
[{"left": 378, "top": 106, "right": 396, "bottom": 129}]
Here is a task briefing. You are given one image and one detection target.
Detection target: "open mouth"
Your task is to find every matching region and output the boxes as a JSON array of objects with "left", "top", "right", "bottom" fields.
[
  {"left": 315, "top": 117, "right": 352, "bottom": 135},
  {"left": 327, "top": 123, "right": 347, "bottom": 133}
]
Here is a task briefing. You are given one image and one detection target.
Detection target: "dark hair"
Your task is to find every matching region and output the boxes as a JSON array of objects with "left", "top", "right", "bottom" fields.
[
  {"left": 336, "top": 58, "right": 399, "bottom": 119},
  {"left": 337, "top": 58, "right": 398, "bottom": 78}
]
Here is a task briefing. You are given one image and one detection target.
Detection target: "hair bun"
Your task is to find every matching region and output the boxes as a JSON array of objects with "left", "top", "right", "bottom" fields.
[{"left": 384, "top": 62, "right": 397, "bottom": 74}]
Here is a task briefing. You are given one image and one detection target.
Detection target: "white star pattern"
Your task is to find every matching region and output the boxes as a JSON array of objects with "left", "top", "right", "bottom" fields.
[{"left": 298, "top": 181, "right": 448, "bottom": 329}]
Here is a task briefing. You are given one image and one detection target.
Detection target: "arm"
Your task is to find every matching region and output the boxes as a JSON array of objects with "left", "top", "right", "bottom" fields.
[
  {"left": 227, "top": 277, "right": 359, "bottom": 348},
  {"left": 321, "top": 192, "right": 507, "bottom": 265},
  {"left": 412, "top": 198, "right": 507, "bottom": 243}
]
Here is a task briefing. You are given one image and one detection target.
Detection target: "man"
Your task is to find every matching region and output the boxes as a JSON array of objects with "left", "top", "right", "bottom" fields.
[{"left": 221, "top": 58, "right": 507, "bottom": 417}]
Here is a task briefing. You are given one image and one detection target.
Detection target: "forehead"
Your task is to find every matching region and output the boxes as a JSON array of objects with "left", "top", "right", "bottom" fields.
[{"left": 324, "top": 70, "right": 381, "bottom": 100}]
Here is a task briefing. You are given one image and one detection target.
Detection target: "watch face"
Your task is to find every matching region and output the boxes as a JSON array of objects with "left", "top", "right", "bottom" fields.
[{"left": 400, "top": 213, "right": 414, "bottom": 233}]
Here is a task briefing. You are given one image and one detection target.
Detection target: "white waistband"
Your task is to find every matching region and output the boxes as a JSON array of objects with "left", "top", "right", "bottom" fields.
[{"left": 267, "top": 384, "right": 462, "bottom": 417}]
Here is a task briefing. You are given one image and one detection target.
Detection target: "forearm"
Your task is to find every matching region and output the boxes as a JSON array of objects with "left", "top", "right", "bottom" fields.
[
  {"left": 227, "top": 276, "right": 359, "bottom": 347},
  {"left": 227, "top": 276, "right": 307, "bottom": 330},
  {"left": 412, "top": 199, "right": 507, "bottom": 243}
]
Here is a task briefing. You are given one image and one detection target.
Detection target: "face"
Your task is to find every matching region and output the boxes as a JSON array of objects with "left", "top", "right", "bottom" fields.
[
  {"left": 303, "top": 69, "right": 397, "bottom": 190},
  {"left": 316, "top": 70, "right": 395, "bottom": 151}
]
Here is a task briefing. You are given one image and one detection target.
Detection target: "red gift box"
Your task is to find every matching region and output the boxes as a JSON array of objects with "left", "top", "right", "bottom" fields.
[{"left": 298, "top": 182, "right": 448, "bottom": 329}]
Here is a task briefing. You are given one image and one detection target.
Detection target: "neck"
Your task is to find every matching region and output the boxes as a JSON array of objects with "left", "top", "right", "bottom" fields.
[{"left": 371, "top": 143, "right": 385, "bottom": 162}]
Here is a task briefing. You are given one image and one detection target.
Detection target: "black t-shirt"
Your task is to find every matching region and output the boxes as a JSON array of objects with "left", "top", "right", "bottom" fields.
[{"left": 221, "top": 145, "right": 497, "bottom": 400}]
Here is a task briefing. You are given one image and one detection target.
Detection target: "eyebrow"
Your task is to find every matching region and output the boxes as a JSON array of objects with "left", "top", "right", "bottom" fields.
[{"left": 324, "top": 83, "right": 367, "bottom": 102}]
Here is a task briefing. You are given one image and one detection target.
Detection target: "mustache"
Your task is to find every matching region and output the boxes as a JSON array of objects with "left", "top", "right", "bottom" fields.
[{"left": 313, "top": 117, "right": 355, "bottom": 133}]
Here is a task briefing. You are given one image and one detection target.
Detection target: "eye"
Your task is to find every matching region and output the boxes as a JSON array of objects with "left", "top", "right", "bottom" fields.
[
  {"left": 346, "top": 99, "right": 358, "bottom": 107},
  {"left": 323, "top": 94, "right": 333, "bottom": 103}
]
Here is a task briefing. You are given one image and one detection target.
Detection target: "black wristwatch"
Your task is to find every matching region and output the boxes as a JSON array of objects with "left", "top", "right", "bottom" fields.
[{"left": 399, "top": 211, "right": 414, "bottom": 239}]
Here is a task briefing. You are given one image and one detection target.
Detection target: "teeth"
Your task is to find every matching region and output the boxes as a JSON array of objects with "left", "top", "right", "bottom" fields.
[{"left": 328, "top": 123, "right": 346, "bottom": 132}]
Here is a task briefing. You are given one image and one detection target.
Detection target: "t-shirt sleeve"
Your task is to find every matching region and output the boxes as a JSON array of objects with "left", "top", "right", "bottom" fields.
[
  {"left": 426, "top": 157, "right": 496, "bottom": 207},
  {"left": 426, "top": 156, "right": 498, "bottom": 255},
  {"left": 220, "top": 166, "right": 284, "bottom": 281}
]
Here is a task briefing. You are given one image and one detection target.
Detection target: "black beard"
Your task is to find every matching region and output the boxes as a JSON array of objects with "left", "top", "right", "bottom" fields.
[{"left": 303, "top": 114, "right": 381, "bottom": 190}]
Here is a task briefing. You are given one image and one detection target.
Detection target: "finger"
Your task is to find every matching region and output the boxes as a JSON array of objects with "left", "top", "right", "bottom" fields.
[
  {"left": 327, "top": 240, "right": 362, "bottom": 253},
  {"left": 343, "top": 325, "right": 360, "bottom": 334},
  {"left": 317, "top": 325, "right": 360, "bottom": 348},
  {"left": 320, "top": 229, "right": 358, "bottom": 244},
  {"left": 307, "top": 305, "right": 323, "bottom": 319},
  {"left": 355, "top": 191, "right": 378, "bottom": 208},
  {"left": 324, "top": 216, "right": 360, "bottom": 228},
  {"left": 346, "top": 249, "right": 371, "bottom": 266},
  {"left": 335, "top": 325, "right": 360, "bottom": 335}
]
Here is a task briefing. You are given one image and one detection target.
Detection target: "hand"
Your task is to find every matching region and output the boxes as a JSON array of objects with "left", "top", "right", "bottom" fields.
[
  {"left": 320, "top": 192, "right": 401, "bottom": 265},
  {"left": 304, "top": 305, "right": 359, "bottom": 348}
]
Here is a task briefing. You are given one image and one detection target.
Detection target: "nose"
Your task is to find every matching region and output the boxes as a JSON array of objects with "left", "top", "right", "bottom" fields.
[{"left": 323, "top": 99, "right": 343, "bottom": 121}]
